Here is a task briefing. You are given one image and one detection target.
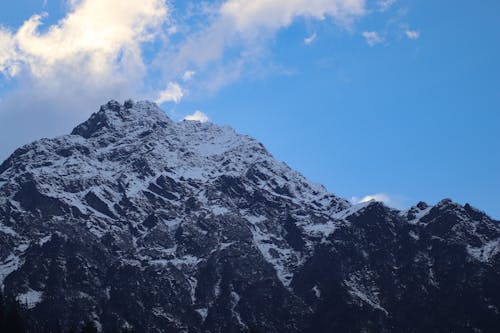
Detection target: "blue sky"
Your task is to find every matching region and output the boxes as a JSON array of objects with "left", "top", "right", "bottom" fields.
[{"left": 0, "top": 0, "right": 499, "bottom": 218}]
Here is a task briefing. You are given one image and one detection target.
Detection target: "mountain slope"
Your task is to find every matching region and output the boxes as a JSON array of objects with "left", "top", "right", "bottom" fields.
[{"left": 0, "top": 100, "right": 498, "bottom": 332}]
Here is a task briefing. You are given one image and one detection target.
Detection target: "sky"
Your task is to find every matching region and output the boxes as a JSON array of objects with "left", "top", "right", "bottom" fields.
[{"left": 0, "top": 0, "right": 499, "bottom": 218}]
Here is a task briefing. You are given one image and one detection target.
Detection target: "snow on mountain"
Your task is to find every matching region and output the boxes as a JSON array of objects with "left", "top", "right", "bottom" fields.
[{"left": 0, "top": 100, "right": 498, "bottom": 333}]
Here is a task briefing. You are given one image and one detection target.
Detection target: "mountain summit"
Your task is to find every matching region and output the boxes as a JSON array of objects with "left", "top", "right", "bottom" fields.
[{"left": 0, "top": 100, "right": 499, "bottom": 333}]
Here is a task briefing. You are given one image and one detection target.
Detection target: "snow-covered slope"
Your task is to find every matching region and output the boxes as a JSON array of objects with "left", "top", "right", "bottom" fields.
[{"left": 0, "top": 100, "right": 498, "bottom": 333}]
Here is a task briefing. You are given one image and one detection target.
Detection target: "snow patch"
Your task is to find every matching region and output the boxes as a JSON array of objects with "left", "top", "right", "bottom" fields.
[
  {"left": 249, "top": 220, "right": 302, "bottom": 287},
  {"left": 345, "top": 277, "right": 388, "bottom": 315},
  {"left": 0, "top": 224, "right": 17, "bottom": 237},
  {"left": 312, "top": 285, "right": 321, "bottom": 298},
  {"left": 333, "top": 201, "right": 373, "bottom": 220},
  {"left": 17, "top": 289, "right": 43, "bottom": 309},
  {"left": 39, "top": 234, "right": 52, "bottom": 246},
  {"left": 0, "top": 243, "right": 28, "bottom": 289},
  {"left": 467, "top": 239, "right": 499, "bottom": 262},
  {"left": 303, "top": 203, "right": 372, "bottom": 239},
  {"left": 219, "top": 242, "right": 235, "bottom": 250},
  {"left": 150, "top": 255, "right": 202, "bottom": 269},
  {"left": 195, "top": 308, "right": 208, "bottom": 321},
  {"left": 0, "top": 254, "right": 22, "bottom": 288},
  {"left": 408, "top": 230, "right": 419, "bottom": 241},
  {"left": 303, "top": 221, "right": 338, "bottom": 238},
  {"left": 188, "top": 277, "right": 198, "bottom": 303},
  {"left": 152, "top": 307, "right": 169, "bottom": 319},
  {"left": 406, "top": 206, "right": 432, "bottom": 224},
  {"left": 230, "top": 291, "right": 246, "bottom": 328},
  {"left": 210, "top": 205, "right": 229, "bottom": 216}
]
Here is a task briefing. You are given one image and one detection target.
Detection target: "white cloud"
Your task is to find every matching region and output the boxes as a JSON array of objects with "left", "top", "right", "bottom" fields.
[
  {"left": 377, "top": 0, "right": 397, "bottom": 12},
  {"left": 182, "top": 70, "right": 196, "bottom": 81},
  {"left": 167, "top": 25, "right": 178, "bottom": 35},
  {"left": 304, "top": 32, "right": 317, "bottom": 45},
  {"left": 156, "top": 82, "right": 184, "bottom": 104},
  {"left": 0, "top": 0, "right": 170, "bottom": 160},
  {"left": 0, "top": 0, "right": 168, "bottom": 79},
  {"left": 351, "top": 193, "right": 409, "bottom": 209},
  {"left": 184, "top": 111, "right": 208, "bottom": 123},
  {"left": 362, "top": 31, "right": 383, "bottom": 46},
  {"left": 0, "top": 28, "right": 21, "bottom": 77},
  {"left": 405, "top": 29, "right": 420, "bottom": 40},
  {"left": 221, "top": 0, "right": 366, "bottom": 35},
  {"left": 351, "top": 193, "right": 391, "bottom": 205}
]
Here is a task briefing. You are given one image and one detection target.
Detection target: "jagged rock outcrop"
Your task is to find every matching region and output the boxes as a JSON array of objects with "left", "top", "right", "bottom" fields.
[{"left": 0, "top": 100, "right": 498, "bottom": 332}]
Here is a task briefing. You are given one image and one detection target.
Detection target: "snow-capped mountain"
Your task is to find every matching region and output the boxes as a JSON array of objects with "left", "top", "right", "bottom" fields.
[{"left": 0, "top": 100, "right": 498, "bottom": 332}]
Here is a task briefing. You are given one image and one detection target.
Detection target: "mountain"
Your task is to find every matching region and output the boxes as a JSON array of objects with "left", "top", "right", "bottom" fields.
[{"left": 0, "top": 100, "right": 498, "bottom": 333}]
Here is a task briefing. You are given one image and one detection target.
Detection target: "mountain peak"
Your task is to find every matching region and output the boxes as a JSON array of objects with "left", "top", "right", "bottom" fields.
[{"left": 71, "top": 99, "right": 171, "bottom": 138}]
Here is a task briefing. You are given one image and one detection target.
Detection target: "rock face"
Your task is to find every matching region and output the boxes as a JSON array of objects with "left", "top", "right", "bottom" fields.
[{"left": 0, "top": 100, "right": 498, "bottom": 333}]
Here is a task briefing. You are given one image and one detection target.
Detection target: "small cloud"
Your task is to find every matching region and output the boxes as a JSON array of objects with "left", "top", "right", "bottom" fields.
[
  {"left": 182, "top": 70, "right": 196, "bottom": 81},
  {"left": 351, "top": 193, "right": 410, "bottom": 209},
  {"left": 405, "top": 30, "right": 420, "bottom": 40},
  {"left": 377, "top": 0, "right": 397, "bottom": 12},
  {"left": 156, "top": 82, "right": 184, "bottom": 104},
  {"left": 167, "top": 25, "right": 178, "bottom": 35},
  {"left": 304, "top": 32, "right": 317, "bottom": 45},
  {"left": 184, "top": 111, "right": 208, "bottom": 123},
  {"left": 351, "top": 193, "right": 391, "bottom": 205},
  {"left": 362, "top": 31, "right": 383, "bottom": 46}
]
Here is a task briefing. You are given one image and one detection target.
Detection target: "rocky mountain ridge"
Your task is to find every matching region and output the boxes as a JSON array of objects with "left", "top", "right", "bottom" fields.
[{"left": 0, "top": 100, "right": 498, "bottom": 332}]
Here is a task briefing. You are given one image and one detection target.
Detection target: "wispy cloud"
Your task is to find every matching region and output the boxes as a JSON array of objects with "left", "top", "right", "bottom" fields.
[
  {"left": 362, "top": 31, "right": 384, "bottom": 46},
  {"left": 405, "top": 29, "right": 420, "bottom": 40},
  {"left": 184, "top": 111, "right": 209, "bottom": 123},
  {"left": 351, "top": 193, "right": 391, "bottom": 205},
  {"left": 351, "top": 193, "right": 409, "bottom": 209},
  {"left": 182, "top": 70, "right": 196, "bottom": 81},
  {"left": 164, "top": 0, "right": 367, "bottom": 93},
  {"left": 377, "top": 0, "right": 397, "bottom": 12},
  {"left": 221, "top": 0, "right": 365, "bottom": 35},
  {"left": 304, "top": 32, "right": 317, "bottom": 45}
]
